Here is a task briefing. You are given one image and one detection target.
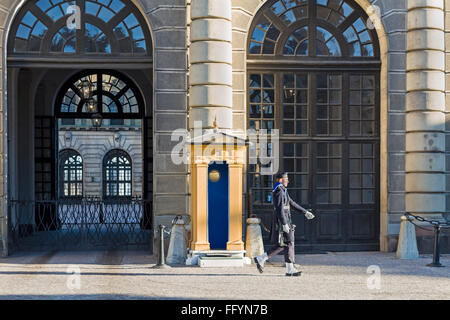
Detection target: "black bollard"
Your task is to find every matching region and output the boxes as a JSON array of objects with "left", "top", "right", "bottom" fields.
[
  {"left": 151, "top": 224, "right": 171, "bottom": 269},
  {"left": 427, "top": 224, "right": 445, "bottom": 267}
]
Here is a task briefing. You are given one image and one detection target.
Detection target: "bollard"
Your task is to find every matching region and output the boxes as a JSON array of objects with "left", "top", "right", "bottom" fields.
[
  {"left": 245, "top": 217, "right": 265, "bottom": 259},
  {"left": 396, "top": 215, "right": 419, "bottom": 259},
  {"left": 152, "top": 224, "right": 171, "bottom": 269},
  {"left": 427, "top": 224, "right": 444, "bottom": 268},
  {"left": 166, "top": 216, "right": 187, "bottom": 265}
]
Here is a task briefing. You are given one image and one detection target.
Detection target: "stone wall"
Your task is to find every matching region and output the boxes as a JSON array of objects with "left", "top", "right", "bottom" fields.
[
  {"left": 375, "top": 0, "right": 408, "bottom": 251},
  {"left": 146, "top": 0, "right": 189, "bottom": 232},
  {"left": 0, "top": 0, "right": 189, "bottom": 255}
]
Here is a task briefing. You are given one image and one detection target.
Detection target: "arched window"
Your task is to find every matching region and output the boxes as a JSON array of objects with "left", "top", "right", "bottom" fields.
[
  {"left": 248, "top": 0, "right": 378, "bottom": 58},
  {"left": 247, "top": 0, "right": 380, "bottom": 250},
  {"left": 103, "top": 150, "right": 132, "bottom": 198},
  {"left": 59, "top": 149, "right": 83, "bottom": 198},
  {"left": 56, "top": 70, "right": 143, "bottom": 119},
  {"left": 8, "top": 0, "right": 151, "bottom": 56}
]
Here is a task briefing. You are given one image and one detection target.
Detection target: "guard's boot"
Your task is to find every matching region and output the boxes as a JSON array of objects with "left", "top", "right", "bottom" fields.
[
  {"left": 254, "top": 253, "right": 268, "bottom": 274},
  {"left": 285, "top": 263, "right": 302, "bottom": 277}
]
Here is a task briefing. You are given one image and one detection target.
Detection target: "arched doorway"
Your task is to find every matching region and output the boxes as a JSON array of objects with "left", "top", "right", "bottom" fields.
[
  {"left": 6, "top": 0, "right": 153, "bottom": 251},
  {"left": 247, "top": 0, "right": 380, "bottom": 252}
]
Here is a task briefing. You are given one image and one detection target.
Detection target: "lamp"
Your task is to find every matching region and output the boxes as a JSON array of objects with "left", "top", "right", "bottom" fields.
[
  {"left": 91, "top": 113, "right": 103, "bottom": 128},
  {"left": 78, "top": 79, "right": 94, "bottom": 99},
  {"left": 283, "top": 86, "right": 295, "bottom": 100}
]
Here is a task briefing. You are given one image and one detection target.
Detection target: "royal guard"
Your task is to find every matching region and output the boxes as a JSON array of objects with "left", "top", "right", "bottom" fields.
[{"left": 254, "top": 172, "right": 315, "bottom": 276}]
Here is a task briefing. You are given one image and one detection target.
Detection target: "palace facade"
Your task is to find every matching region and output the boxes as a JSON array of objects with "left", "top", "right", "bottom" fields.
[{"left": 0, "top": 0, "right": 449, "bottom": 255}]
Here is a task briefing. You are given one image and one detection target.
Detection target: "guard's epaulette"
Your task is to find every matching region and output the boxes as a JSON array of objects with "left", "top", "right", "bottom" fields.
[{"left": 272, "top": 184, "right": 283, "bottom": 193}]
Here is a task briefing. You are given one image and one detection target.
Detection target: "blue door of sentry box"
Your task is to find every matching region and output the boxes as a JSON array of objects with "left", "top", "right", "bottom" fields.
[{"left": 208, "top": 162, "right": 229, "bottom": 249}]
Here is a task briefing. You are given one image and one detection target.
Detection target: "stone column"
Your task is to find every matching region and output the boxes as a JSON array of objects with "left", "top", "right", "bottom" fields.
[
  {"left": 189, "top": 0, "right": 233, "bottom": 130},
  {"left": 406, "top": 0, "right": 446, "bottom": 219}
]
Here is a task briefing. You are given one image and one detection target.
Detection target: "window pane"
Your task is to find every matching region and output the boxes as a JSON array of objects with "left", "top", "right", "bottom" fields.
[
  {"left": 250, "top": 105, "right": 262, "bottom": 118},
  {"left": 283, "top": 121, "right": 294, "bottom": 134},
  {"left": 283, "top": 74, "right": 294, "bottom": 87},
  {"left": 284, "top": 105, "right": 294, "bottom": 118},
  {"left": 283, "top": 143, "right": 294, "bottom": 157},
  {"left": 284, "top": 159, "right": 295, "bottom": 172},
  {"left": 296, "top": 143, "right": 308, "bottom": 157},
  {"left": 249, "top": 74, "right": 261, "bottom": 88},
  {"left": 263, "top": 40, "right": 275, "bottom": 54},
  {"left": 263, "top": 73, "right": 274, "bottom": 88}
]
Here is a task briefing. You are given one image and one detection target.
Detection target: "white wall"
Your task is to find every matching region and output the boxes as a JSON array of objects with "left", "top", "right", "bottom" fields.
[{"left": 58, "top": 128, "right": 143, "bottom": 198}]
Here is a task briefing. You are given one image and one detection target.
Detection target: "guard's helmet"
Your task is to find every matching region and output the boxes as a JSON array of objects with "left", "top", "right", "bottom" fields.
[{"left": 275, "top": 172, "right": 288, "bottom": 180}]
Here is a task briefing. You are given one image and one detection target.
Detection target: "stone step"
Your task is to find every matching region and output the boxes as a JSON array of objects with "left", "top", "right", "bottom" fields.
[
  {"left": 205, "top": 253, "right": 232, "bottom": 258},
  {"left": 198, "top": 256, "right": 244, "bottom": 268}
]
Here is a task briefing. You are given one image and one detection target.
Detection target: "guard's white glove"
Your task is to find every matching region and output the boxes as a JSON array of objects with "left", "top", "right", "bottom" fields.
[
  {"left": 305, "top": 211, "right": 315, "bottom": 220},
  {"left": 282, "top": 224, "right": 290, "bottom": 233}
]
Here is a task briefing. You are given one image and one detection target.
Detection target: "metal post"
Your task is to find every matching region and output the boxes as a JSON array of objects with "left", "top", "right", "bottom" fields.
[
  {"left": 152, "top": 224, "right": 171, "bottom": 269},
  {"left": 427, "top": 224, "right": 444, "bottom": 267}
]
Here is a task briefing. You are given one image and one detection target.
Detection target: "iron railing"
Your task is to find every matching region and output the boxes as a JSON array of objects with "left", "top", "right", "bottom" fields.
[{"left": 8, "top": 198, "right": 152, "bottom": 251}]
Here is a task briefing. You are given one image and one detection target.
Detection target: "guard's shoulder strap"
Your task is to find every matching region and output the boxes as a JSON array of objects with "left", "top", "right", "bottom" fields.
[{"left": 272, "top": 183, "right": 283, "bottom": 193}]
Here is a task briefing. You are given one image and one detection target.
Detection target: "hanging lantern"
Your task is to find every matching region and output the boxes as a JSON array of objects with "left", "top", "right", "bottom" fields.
[
  {"left": 86, "top": 97, "right": 97, "bottom": 113},
  {"left": 283, "top": 86, "right": 295, "bottom": 100},
  {"left": 91, "top": 113, "right": 103, "bottom": 128},
  {"left": 78, "top": 79, "right": 94, "bottom": 99}
]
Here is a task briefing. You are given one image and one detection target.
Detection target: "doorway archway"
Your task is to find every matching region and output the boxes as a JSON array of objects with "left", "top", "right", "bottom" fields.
[{"left": 6, "top": 0, "right": 154, "bottom": 251}]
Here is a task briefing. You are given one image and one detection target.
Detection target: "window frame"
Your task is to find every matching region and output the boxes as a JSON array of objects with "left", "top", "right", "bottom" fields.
[
  {"left": 59, "top": 149, "right": 84, "bottom": 199},
  {"left": 247, "top": 0, "right": 380, "bottom": 62},
  {"left": 247, "top": 0, "right": 381, "bottom": 211},
  {"left": 103, "top": 149, "right": 133, "bottom": 199},
  {"left": 247, "top": 70, "right": 380, "bottom": 206},
  {"left": 7, "top": 0, "right": 152, "bottom": 57},
  {"left": 55, "top": 69, "right": 145, "bottom": 119}
]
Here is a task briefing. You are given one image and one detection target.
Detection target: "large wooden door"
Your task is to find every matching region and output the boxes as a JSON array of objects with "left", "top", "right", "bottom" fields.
[
  {"left": 245, "top": 0, "right": 382, "bottom": 253},
  {"left": 248, "top": 71, "right": 380, "bottom": 252}
]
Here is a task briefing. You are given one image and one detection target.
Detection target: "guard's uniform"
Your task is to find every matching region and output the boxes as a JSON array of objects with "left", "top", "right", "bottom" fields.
[{"left": 267, "top": 183, "right": 308, "bottom": 263}]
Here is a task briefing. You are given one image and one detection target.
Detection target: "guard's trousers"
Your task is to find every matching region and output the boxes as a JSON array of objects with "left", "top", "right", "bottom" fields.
[{"left": 267, "top": 241, "right": 294, "bottom": 263}]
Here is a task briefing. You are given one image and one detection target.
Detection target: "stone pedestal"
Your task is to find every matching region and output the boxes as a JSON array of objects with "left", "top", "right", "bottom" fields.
[
  {"left": 396, "top": 216, "right": 419, "bottom": 259},
  {"left": 245, "top": 217, "right": 265, "bottom": 259},
  {"left": 166, "top": 218, "right": 188, "bottom": 265}
]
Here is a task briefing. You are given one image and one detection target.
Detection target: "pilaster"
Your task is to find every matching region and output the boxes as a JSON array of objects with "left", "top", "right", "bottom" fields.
[
  {"left": 226, "top": 163, "right": 244, "bottom": 251},
  {"left": 189, "top": 162, "right": 210, "bottom": 251},
  {"left": 406, "top": 0, "right": 446, "bottom": 218}
]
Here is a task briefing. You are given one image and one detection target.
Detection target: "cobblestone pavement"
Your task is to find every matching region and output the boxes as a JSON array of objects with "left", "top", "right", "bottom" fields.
[{"left": 0, "top": 251, "right": 448, "bottom": 300}]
